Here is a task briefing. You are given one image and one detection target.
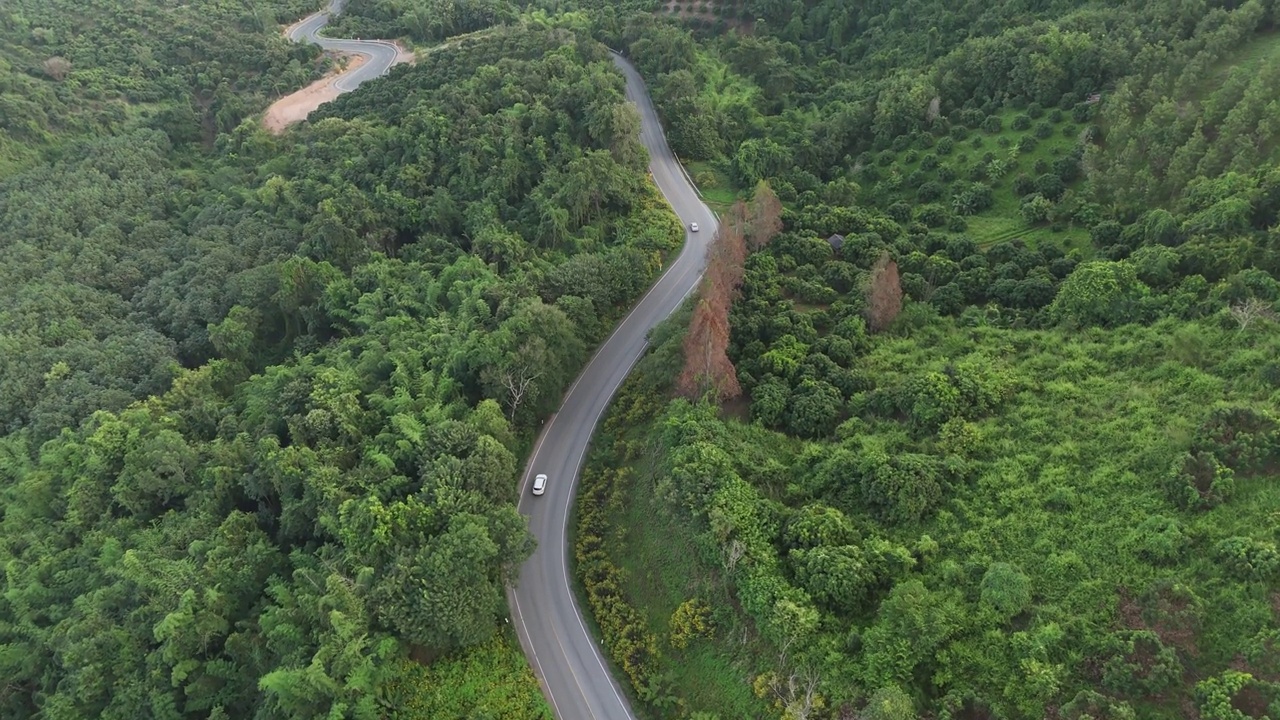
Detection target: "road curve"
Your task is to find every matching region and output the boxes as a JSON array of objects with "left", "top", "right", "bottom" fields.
[
  {"left": 286, "top": 0, "right": 400, "bottom": 93},
  {"left": 507, "top": 52, "right": 718, "bottom": 720}
]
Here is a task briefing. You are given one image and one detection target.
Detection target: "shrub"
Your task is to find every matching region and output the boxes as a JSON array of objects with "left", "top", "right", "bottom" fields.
[
  {"left": 1020, "top": 194, "right": 1053, "bottom": 224},
  {"left": 1011, "top": 114, "right": 1032, "bottom": 131},
  {"left": 786, "top": 379, "right": 844, "bottom": 438},
  {"left": 959, "top": 108, "right": 986, "bottom": 128},
  {"left": 980, "top": 562, "right": 1032, "bottom": 619},
  {"left": 669, "top": 599, "right": 715, "bottom": 649},
  {"left": 1035, "top": 173, "right": 1065, "bottom": 200},
  {"left": 575, "top": 465, "right": 662, "bottom": 692},
  {"left": 1214, "top": 537, "right": 1280, "bottom": 582},
  {"left": 917, "top": 181, "right": 943, "bottom": 202},
  {"left": 981, "top": 115, "right": 1003, "bottom": 133}
]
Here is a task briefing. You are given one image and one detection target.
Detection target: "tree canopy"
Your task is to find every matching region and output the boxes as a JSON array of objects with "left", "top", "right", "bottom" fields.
[{"left": 0, "top": 17, "right": 679, "bottom": 719}]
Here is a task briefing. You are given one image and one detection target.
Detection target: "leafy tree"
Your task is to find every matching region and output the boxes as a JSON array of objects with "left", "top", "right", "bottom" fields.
[
  {"left": 863, "top": 686, "right": 916, "bottom": 720},
  {"left": 1048, "top": 260, "right": 1150, "bottom": 327},
  {"left": 979, "top": 562, "right": 1032, "bottom": 620}
]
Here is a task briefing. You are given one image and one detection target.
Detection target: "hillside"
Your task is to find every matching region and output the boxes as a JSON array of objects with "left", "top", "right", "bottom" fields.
[
  {"left": 576, "top": 1, "right": 1280, "bottom": 718},
  {"left": 0, "top": 0, "right": 327, "bottom": 173},
  {"left": 2, "top": 0, "right": 1278, "bottom": 717},
  {"left": 0, "top": 17, "right": 681, "bottom": 719}
]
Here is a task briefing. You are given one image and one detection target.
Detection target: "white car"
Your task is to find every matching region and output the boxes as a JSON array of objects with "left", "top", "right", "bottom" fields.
[
  {"left": 689, "top": 222, "right": 699, "bottom": 232},
  {"left": 532, "top": 473, "right": 548, "bottom": 496}
]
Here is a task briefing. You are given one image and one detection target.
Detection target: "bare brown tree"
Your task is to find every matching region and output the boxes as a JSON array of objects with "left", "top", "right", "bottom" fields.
[
  {"left": 43, "top": 56, "right": 71, "bottom": 81},
  {"left": 757, "top": 667, "right": 823, "bottom": 720},
  {"left": 926, "top": 95, "right": 942, "bottom": 123},
  {"left": 748, "top": 180, "right": 784, "bottom": 250},
  {"left": 677, "top": 290, "right": 740, "bottom": 402},
  {"left": 1229, "top": 297, "right": 1277, "bottom": 330},
  {"left": 866, "top": 251, "right": 903, "bottom": 333},
  {"left": 482, "top": 338, "right": 547, "bottom": 420},
  {"left": 677, "top": 203, "right": 753, "bottom": 402}
]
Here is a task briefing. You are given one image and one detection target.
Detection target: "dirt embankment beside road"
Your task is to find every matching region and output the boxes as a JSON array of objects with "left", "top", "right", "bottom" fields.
[{"left": 262, "top": 53, "right": 367, "bottom": 133}]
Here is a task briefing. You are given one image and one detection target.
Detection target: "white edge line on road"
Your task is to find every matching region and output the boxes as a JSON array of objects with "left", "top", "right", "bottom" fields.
[{"left": 508, "top": 591, "right": 564, "bottom": 719}]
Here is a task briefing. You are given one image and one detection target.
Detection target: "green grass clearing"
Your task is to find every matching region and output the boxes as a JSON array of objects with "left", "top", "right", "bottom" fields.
[
  {"left": 571, "top": 370, "right": 777, "bottom": 719},
  {"left": 1195, "top": 30, "right": 1280, "bottom": 105},
  {"left": 685, "top": 159, "right": 740, "bottom": 215}
]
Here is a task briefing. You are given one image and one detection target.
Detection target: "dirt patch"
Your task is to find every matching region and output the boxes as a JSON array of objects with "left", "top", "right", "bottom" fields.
[
  {"left": 1231, "top": 683, "right": 1272, "bottom": 718},
  {"left": 390, "top": 40, "right": 416, "bottom": 65},
  {"left": 262, "top": 52, "right": 367, "bottom": 133},
  {"left": 1116, "top": 584, "right": 1202, "bottom": 657},
  {"left": 718, "top": 394, "right": 751, "bottom": 422}
]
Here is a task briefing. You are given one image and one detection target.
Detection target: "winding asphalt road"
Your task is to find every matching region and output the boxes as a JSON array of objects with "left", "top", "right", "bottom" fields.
[
  {"left": 285, "top": 7, "right": 717, "bottom": 715},
  {"left": 507, "top": 53, "right": 717, "bottom": 720},
  {"left": 287, "top": 0, "right": 401, "bottom": 92}
]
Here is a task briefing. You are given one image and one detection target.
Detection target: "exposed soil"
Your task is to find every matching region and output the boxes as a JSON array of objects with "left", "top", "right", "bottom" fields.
[
  {"left": 262, "top": 52, "right": 367, "bottom": 134},
  {"left": 1231, "top": 683, "right": 1272, "bottom": 718},
  {"left": 718, "top": 394, "right": 751, "bottom": 422}
]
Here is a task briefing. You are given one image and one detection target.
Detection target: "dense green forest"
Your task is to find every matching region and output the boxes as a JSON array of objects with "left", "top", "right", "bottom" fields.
[
  {"left": 567, "top": 0, "right": 1280, "bottom": 719},
  {"left": 4, "top": 0, "right": 1280, "bottom": 717},
  {"left": 330, "top": 0, "right": 521, "bottom": 43},
  {"left": 0, "top": 13, "right": 683, "bottom": 717},
  {"left": 0, "top": 0, "right": 330, "bottom": 173}
]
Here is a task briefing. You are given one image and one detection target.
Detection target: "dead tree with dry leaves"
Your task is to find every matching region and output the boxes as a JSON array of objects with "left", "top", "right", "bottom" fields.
[
  {"left": 677, "top": 275, "right": 742, "bottom": 402},
  {"left": 677, "top": 203, "right": 749, "bottom": 402},
  {"left": 748, "top": 180, "right": 784, "bottom": 250},
  {"left": 865, "top": 250, "right": 903, "bottom": 333},
  {"left": 1229, "top": 297, "right": 1277, "bottom": 330},
  {"left": 43, "top": 56, "right": 71, "bottom": 81}
]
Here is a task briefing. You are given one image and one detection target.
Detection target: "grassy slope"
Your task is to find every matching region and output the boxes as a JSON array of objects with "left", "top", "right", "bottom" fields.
[
  {"left": 686, "top": 112, "right": 1091, "bottom": 252},
  {"left": 608, "top": 445, "right": 775, "bottom": 718}
]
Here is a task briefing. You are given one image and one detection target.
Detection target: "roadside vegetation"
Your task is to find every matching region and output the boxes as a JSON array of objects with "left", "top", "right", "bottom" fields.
[{"left": 572, "top": 0, "right": 1280, "bottom": 718}]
